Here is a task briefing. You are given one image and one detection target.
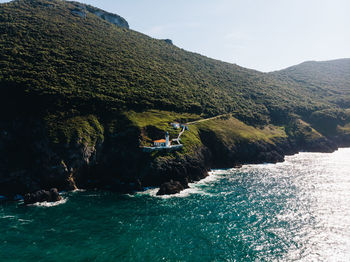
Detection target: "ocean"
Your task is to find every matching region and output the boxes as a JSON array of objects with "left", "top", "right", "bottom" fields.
[{"left": 1, "top": 148, "right": 350, "bottom": 261}]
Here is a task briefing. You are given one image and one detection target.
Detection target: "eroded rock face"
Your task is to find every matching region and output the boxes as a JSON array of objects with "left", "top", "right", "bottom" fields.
[
  {"left": 71, "top": 8, "right": 87, "bottom": 18},
  {"left": 69, "top": 2, "right": 129, "bottom": 29},
  {"left": 0, "top": 118, "right": 103, "bottom": 198},
  {"left": 156, "top": 180, "right": 184, "bottom": 196},
  {"left": 89, "top": 9, "right": 129, "bottom": 28},
  {"left": 0, "top": 114, "right": 346, "bottom": 199},
  {"left": 24, "top": 188, "right": 62, "bottom": 205}
]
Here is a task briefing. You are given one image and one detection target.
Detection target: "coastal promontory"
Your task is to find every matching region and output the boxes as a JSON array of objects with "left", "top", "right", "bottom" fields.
[{"left": 1, "top": 0, "right": 350, "bottom": 201}]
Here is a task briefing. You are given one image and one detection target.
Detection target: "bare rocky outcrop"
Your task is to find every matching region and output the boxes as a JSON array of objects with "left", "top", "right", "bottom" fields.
[
  {"left": 69, "top": 1, "right": 129, "bottom": 28},
  {"left": 157, "top": 180, "right": 184, "bottom": 195},
  {"left": 162, "top": 39, "right": 173, "bottom": 45},
  {"left": 24, "top": 188, "right": 62, "bottom": 205},
  {"left": 88, "top": 8, "right": 129, "bottom": 28}
]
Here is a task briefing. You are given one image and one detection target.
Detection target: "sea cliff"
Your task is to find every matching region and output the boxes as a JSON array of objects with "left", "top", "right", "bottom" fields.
[
  {"left": 1, "top": 111, "right": 349, "bottom": 200},
  {"left": 1, "top": 0, "right": 350, "bottom": 201}
]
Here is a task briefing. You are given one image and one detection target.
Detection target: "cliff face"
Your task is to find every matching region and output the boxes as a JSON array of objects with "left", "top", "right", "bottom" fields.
[
  {"left": 87, "top": 7, "right": 129, "bottom": 29},
  {"left": 69, "top": 1, "right": 129, "bottom": 28},
  {"left": 1, "top": 112, "right": 347, "bottom": 199},
  {"left": 0, "top": 114, "right": 208, "bottom": 197},
  {"left": 0, "top": 118, "right": 99, "bottom": 196}
]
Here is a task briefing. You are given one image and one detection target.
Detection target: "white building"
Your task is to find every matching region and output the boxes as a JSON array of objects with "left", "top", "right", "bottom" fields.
[{"left": 153, "top": 132, "right": 171, "bottom": 147}]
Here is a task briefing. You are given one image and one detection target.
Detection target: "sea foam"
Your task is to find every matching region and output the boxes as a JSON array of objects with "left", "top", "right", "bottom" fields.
[
  {"left": 29, "top": 197, "right": 67, "bottom": 207},
  {"left": 137, "top": 172, "right": 223, "bottom": 199}
]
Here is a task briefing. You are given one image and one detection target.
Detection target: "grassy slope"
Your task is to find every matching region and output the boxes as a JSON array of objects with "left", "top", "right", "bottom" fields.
[{"left": 195, "top": 116, "right": 287, "bottom": 144}]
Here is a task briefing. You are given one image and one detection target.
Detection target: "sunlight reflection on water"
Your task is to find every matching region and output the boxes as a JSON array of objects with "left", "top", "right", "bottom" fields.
[
  {"left": 241, "top": 148, "right": 350, "bottom": 261},
  {"left": 1, "top": 148, "right": 350, "bottom": 261}
]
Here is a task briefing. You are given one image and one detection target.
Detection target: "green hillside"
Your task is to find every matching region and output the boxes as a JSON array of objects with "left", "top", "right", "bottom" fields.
[
  {"left": 272, "top": 59, "right": 350, "bottom": 135},
  {"left": 1, "top": 0, "right": 350, "bottom": 196},
  {"left": 0, "top": 0, "right": 333, "bottom": 125},
  {"left": 272, "top": 59, "right": 350, "bottom": 108},
  {"left": 273, "top": 59, "right": 350, "bottom": 92}
]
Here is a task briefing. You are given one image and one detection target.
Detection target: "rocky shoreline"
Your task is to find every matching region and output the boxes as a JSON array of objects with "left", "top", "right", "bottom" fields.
[
  {"left": 1, "top": 118, "right": 349, "bottom": 204},
  {"left": 153, "top": 133, "right": 344, "bottom": 196}
]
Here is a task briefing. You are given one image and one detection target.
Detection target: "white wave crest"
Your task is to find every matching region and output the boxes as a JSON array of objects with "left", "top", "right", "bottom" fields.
[
  {"left": 158, "top": 186, "right": 212, "bottom": 199},
  {"left": 72, "top": 189, "right": 86, "bottom": 193},
  {"left": 137, "top": 173, "right": 223, "bottom": 199},
  {"left": 29, "top": 197, "right": 67, "bottom": 207},
  {"left": 1, "top": 215, "right": 16, "bottom": 219}
]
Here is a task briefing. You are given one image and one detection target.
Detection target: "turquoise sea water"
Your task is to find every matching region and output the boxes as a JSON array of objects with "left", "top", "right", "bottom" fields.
[{"left": 2, "top": 148, "right": 350, "bottom": 261}]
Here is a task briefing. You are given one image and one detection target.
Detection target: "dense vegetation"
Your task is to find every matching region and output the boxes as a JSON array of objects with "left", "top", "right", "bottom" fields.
[
  {"left": 2, "top": 0, "right": 346, "bottom": 128},
  {"left": 272, "top": 59, "right": 350, "bottom": 99}
]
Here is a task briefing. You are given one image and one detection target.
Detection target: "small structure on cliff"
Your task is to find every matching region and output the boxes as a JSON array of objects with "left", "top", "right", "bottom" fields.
[
  {"left": 171, "top": 122, "right": 180, "bottom": 129},
  {"left": 153, "top": 132, "right": 171, "bottom": 147},
  {"left": 142, "top": 132, "right": 183, "bottom": 152},
  {"left": 153, "top": 139, "right": 167, "bottom": 147}
]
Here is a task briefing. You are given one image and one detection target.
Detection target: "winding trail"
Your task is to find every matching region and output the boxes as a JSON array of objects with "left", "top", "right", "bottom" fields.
[
  {"left": 178, "top": 126, "right": 186, "bottom": 138},
  {"left": 174, "top": 114, "right": 228, "bottom": 143},
  {"left": 173, "top": 126, "right": 186, "bottom": 144},
  {"left": 185, "top": 114, "right": 228, "bottom": 125}
]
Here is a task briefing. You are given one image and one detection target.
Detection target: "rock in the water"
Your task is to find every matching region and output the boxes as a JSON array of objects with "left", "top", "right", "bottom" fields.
[
  {"left": 49, "top": 188, "right": 61, "bottom": 202},
  {"left": 179, "top": 177, "right": 190, "bottom": 189},
  {"left": 156, "top": 180, "right": 184, "bottom": 196},
  {"left": 24, "top": 188, "right": 62, "bottom": 205}
]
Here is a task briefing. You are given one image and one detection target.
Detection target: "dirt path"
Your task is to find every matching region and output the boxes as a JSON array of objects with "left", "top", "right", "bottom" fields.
[{"left": 185, "top": 114, "right": 228, "bottom": 125}]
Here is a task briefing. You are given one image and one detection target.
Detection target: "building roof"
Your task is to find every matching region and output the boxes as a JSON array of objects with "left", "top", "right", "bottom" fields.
[{"left": 153, "top": 139, "right": 166, "bottom": 143}]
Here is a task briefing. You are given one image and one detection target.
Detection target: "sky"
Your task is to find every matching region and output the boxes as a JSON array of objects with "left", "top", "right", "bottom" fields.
[{"left": 1, "top": 0, "right": 349, "bottom": 72}]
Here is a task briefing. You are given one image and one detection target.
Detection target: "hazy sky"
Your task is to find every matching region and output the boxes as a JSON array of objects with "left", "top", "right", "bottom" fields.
[{"left": 1, "top": 0, "right": 349, "bottom": 71}]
